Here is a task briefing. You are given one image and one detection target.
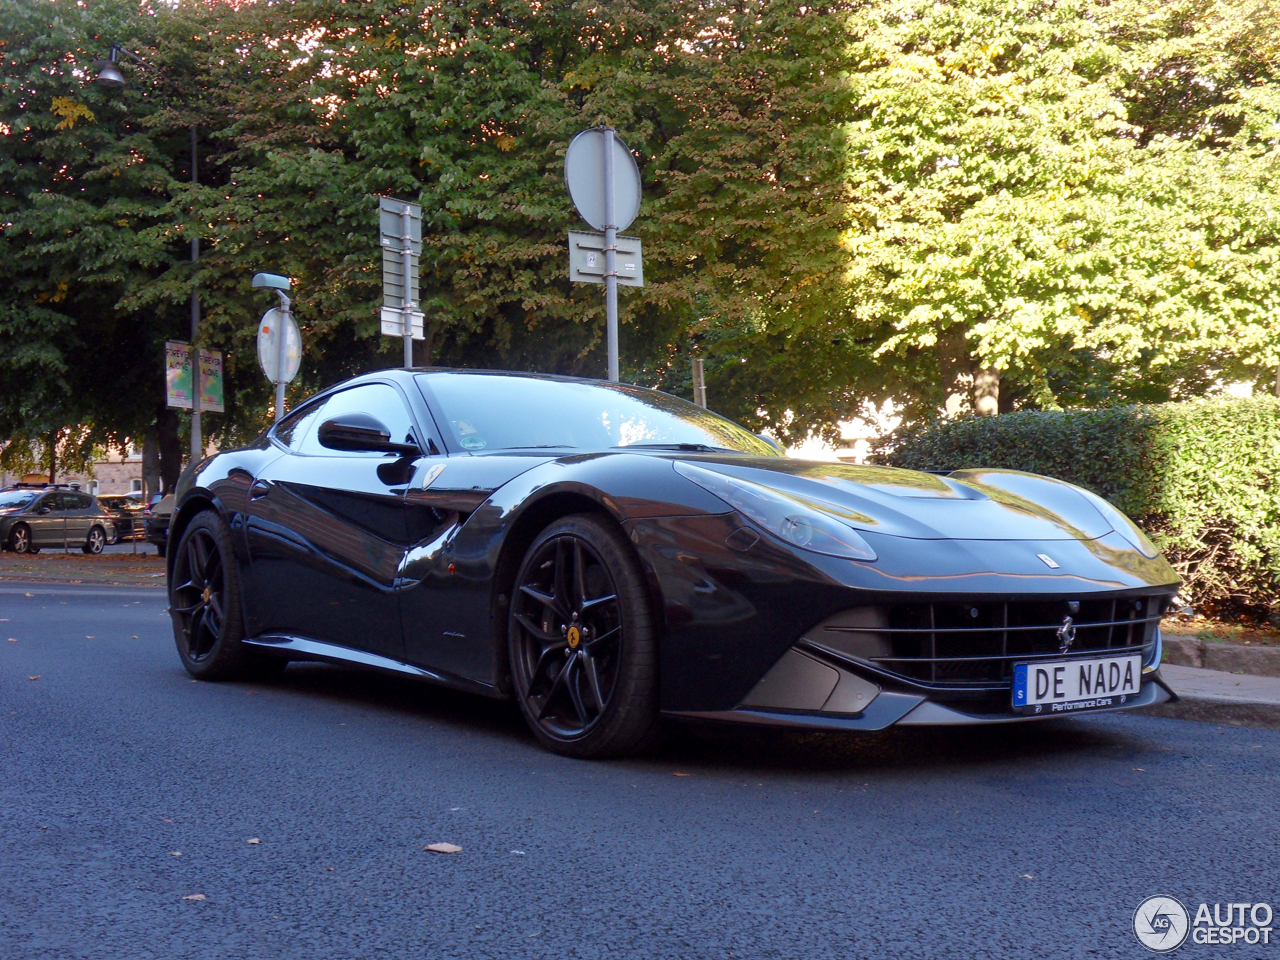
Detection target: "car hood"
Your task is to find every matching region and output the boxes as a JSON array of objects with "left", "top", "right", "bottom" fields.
[{"left": 675, "top": 457, "right": 1115, "bottom": 542}]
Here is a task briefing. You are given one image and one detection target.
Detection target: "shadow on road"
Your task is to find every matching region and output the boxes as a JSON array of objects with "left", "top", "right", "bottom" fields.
[{"left": 242, "top": 660, "right": 1150, "bottom": 777}]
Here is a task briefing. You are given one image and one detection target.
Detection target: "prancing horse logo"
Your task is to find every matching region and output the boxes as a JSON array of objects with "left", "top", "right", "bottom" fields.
[{"left": 1057, "top": 616, "right": 1077, "bottom": 653}]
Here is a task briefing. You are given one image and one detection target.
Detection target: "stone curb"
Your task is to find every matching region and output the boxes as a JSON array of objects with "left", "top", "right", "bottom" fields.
[
  {"left": 1140, "top": 695, "right": 1280, "bottom": 729},
  {"left": 1162, "top": 633, "right": 1280, "bottom": 679}
]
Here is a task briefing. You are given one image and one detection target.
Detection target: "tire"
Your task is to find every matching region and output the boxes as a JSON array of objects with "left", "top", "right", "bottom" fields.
[
  {"left": 508, "top": 514, "right": 657, "bottom": 758},
  {"left": 169, "top": 510, "right": 263, "bottom": 681},
  {"left": 83, "top": 526, "right": 106, "bottom": 555},
  {"left": 9, "top": 523, "right": 33, "bottom": 555}
]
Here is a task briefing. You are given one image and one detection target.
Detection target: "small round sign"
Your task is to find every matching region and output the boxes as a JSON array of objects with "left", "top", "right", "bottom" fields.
[
  {"left": 257, "top": 308, "right": 302, "bottom": 384},
  {"left": 564, "top": 127, "right": 641, "bottom": 233}
]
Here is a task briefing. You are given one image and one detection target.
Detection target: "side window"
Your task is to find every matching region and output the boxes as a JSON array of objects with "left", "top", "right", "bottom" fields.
[
  {"left": 297, "top": 384, "right": 419, "bottom": 457},
  {"left": 65, "top": 494, "right": 91, "bottom": 511},
  {"left": 273, "top": 399, "right": 324, "bottom": 450},
  {"left": 37, "top": 493, "right": 62, "bottom": 512}
]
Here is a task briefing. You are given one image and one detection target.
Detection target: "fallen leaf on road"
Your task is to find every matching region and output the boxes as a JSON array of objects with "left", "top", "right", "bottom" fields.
[
  {"left": 170, "top": 851, "right": 182, "bottom": 856},
  {"left": 131, "top": 636, "right": 138, "bottom": 639},
  {"left": 23, "top": 593, "right": 33, "bottom": 597},
  {"left": 85, "top": 636, "right": 95, "bottom": 639},
  {"left": 673, "top": 772, "right": 690, "bottom": 777},
  {"left": 326, "top": 867, "right": 335, "bottom": 872},
  {"left": 160, "top": 818, "right": 174, "bottom": 823},
  {"left": 27, "top": 676, "right": 40, "bottom": 681},
  {"left": 1134, "top": 767, "right": 1145, "bottom": 772},
  {"left": 424, "top": 843, "right": 463, "bottom": 854},
  {"left": 8, "top": 638, "right": 17, "bottom": 642},
  {"left": 1021, "top": 874, "right": 1033, "bottom": 880},
  {"left": 511, "top": 850, "right": 526, "bottom": 855},
  {"left": 247, "top": 838, "right": 260, "bottom": 845},
  {"left": 181, "top": 894, "right": 206, "bottom": 901},
  {"left": 245, "top": 691, "right": 258, "bottom": 696}
]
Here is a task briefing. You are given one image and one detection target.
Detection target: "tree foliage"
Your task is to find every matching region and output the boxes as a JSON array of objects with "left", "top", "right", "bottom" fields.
[
  {"left": 844, "top": 0, "right": 1280, "bottom": 419},
  {"left": 1, "top": 0, "right": 1277, "bottom": 459}
]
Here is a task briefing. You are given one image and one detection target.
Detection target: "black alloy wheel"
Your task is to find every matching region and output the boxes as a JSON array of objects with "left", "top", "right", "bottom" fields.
[
  {"left": 169, "top": 510, "right": 269, "bottom": 681},
  {"left": 83, "top": 526, "right": 106, "bottom": 555},
  {"left": 509, "top": 514, "right": 657, "bottom": 758},
  {"left": 9, "top": 523, "right": 32, "bottom": 554}
]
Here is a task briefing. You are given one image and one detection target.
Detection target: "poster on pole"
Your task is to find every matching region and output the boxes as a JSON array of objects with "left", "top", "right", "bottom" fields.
[{"left": 165, "top": 342, "right": 225, "bottom": 413}]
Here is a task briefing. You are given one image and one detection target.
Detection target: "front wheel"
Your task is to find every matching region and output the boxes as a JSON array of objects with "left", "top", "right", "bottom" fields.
[
  {"left": 508, "top": 514, "right": 657, "bottom": 758},
  {"left": 170, "top": 510, "right": 259, "bottom": 681},
  {"left": 83, "top": 526, "right": 106, "bottom": 555},
  {"left": 9, "top": 523, "right": 33, "bottom": 554}
]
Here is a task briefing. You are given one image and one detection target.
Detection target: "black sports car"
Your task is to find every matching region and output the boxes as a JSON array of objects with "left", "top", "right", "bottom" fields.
[{"left": 167, "top": 369, "right": 1180, "bottom": 756}]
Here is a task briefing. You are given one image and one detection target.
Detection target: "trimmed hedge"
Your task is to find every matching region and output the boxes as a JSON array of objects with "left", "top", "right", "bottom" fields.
[{"left": 872, "top": 398, "right": 1280, "bottom": 620}]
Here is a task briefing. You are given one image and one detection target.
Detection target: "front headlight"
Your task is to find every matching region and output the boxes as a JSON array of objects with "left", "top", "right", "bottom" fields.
[
  {"left": 1078, "top": 489, "right": 1160, "bottom": 559},
  {"left": 674, "top": 461, "right": 877, "bottom": 562}
]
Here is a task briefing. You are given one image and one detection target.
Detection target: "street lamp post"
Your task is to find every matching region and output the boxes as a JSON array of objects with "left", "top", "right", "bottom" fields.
[{"left": 93, "top": 44, "right": 202, "bottom": 464}]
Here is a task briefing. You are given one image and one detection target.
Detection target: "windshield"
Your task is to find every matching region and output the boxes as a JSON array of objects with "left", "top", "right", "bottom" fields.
[
  {"left": 417, "top": 373, "right": 779, "bottom": 456},
  {"left": 0, "top": 490, "right": 37, "bottom": 509}
]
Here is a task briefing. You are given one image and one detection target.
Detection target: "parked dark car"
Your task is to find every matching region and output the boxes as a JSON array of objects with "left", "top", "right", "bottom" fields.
[
  {"left": 0, "top": 486, "right": 118, "bottom": 554},
  {"left": 165, "top": 369, "right": 1180, "bottom": 758},
  {"left": 145, "top": 493, "right": 175, "bottom": 558},
  {"left": 98, "top": 493, "right": 145, "bottom": 542}
]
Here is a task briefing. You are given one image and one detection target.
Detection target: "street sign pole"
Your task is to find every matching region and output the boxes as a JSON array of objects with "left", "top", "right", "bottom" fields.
[
  {"left": 274, "top": 291, "right": 291, "bottom": 421},
  {"left": 692, "top": 358, "right": 707, "bottom": 407},
  {"left": 564, "top": 126, "right": 642, "bottom": 383},
  {"left": 253, "top": 273, "right": 300, "bottom": 422},
  {"left": 603, "top": 128, "right": 619, "bottom": 382},
  {"left": 401, "top": 204, "right": 415, "bottom": 369}
]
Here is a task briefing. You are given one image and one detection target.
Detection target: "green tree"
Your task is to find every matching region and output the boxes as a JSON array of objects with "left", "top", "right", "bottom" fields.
[{"left": 842, "top": 0, "right": 1280, "bottom": 422}]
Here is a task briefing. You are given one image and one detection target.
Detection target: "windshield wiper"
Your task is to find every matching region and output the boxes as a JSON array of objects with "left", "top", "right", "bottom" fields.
[{"left": 616, "top": 443, "right": 737, "bottom": 453}]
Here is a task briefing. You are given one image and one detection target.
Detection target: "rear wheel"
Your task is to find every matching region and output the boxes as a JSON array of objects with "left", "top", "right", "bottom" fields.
[
  {"left": 508, "top": 514, "right": 657, "bottom": 758},
  {"left": 170, "top": 510, "right": 269, "bottom": 681},
  {"left": 83, "top": 526, "right": 106, "bottom": 555}
]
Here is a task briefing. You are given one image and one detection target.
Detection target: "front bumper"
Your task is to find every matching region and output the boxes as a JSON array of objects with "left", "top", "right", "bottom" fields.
[{"left": 668, "top": 674, "right": 1176, "bottom": 730}]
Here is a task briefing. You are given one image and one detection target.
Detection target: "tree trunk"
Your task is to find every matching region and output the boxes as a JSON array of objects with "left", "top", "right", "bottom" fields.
[
  {"left": 973, "top": 367, "right": 1000, "bottom": 416},
  {"left": 157, "top": 407, "right": 182, "bottom": 494},
  {"left": 412, "top": 321, "right": 436, "bottom": 368},
  {"left": 142, "top": 431, "right": 161, "bottom": 502},
  {"left": 47, "top": 429, "right": 57, "bottom": 484}
]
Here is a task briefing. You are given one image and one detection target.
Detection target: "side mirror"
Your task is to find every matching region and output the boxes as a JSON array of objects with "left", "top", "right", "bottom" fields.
[
  {"left": 317, "top": 413, "right": 420, "bottom": 456},
  {"left": 38, "top": 506, "right": 51, "bottom": 515}
]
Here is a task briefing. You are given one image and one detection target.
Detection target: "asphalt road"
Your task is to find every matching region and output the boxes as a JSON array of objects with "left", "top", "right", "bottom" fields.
[{"left": 2, "top": 582, "right": 1277, "bottom": 960}]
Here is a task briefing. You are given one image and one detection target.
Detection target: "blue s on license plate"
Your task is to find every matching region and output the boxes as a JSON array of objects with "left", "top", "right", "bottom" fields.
[{"left": 1012, "top": 654, "right": 1141, "bottom": 715}]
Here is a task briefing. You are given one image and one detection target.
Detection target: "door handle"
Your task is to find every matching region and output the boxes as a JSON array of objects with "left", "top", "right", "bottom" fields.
[{"left": 249, "top": 479, "right": 271, "bottom": 502}]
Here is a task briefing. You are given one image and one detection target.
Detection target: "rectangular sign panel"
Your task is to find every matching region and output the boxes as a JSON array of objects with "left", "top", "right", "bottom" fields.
[
  {"left": 165, "top": 342, "right": 225, "bottom": 413},
  {"left": 381, "top": 248, "right": 420, "bottom": 309},
  {"left": 378, "top": 196, "right": 422, "bottom": 253},
  {"left": 380, "top": 306, "right": 425, "bottom": 341},
  {"left": 568, "top": 230, "right": 643, "bottom": 287}
]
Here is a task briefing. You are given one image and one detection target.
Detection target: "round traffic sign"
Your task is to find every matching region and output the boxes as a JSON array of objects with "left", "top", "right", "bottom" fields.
[
  {"left": 564, "top": 127, "right": 641, "bottom": 233},
  {"left": 257, "top": 308, "right": 301, "bottom": 384}
]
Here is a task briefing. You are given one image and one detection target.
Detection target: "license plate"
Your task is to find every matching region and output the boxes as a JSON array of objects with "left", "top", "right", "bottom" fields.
[{"left": 1012, "top": 654, "right": 1142, "bottom": 715}]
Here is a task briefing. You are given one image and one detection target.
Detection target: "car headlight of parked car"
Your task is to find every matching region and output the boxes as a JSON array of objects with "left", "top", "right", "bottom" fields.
[{"left": 674, "top": 461, "right": 877, "bottom": 561}]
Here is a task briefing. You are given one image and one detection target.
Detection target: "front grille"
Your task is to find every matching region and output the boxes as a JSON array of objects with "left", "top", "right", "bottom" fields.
[{"left": 805, "top": 595, "right": 1169, "bottom": 687}]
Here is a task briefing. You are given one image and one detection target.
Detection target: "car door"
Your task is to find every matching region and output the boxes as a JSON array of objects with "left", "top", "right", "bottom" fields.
[
  {"left": 243, "top": 382, "right": 427, "bottom": 661},
  {"left": 29, "top": 493, "right": 64, "bottom": 547},
  {"left": 63, "top": 493, "right": 93, "bottom": 544}
]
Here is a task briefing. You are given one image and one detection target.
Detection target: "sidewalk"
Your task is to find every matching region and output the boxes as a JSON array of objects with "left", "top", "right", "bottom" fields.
[
  {"left": 1142, "top": 664, "right": 1280, "bottom": 729},
  {"left": 0, "top": 550, "right": 166, "bottom": 586}
]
